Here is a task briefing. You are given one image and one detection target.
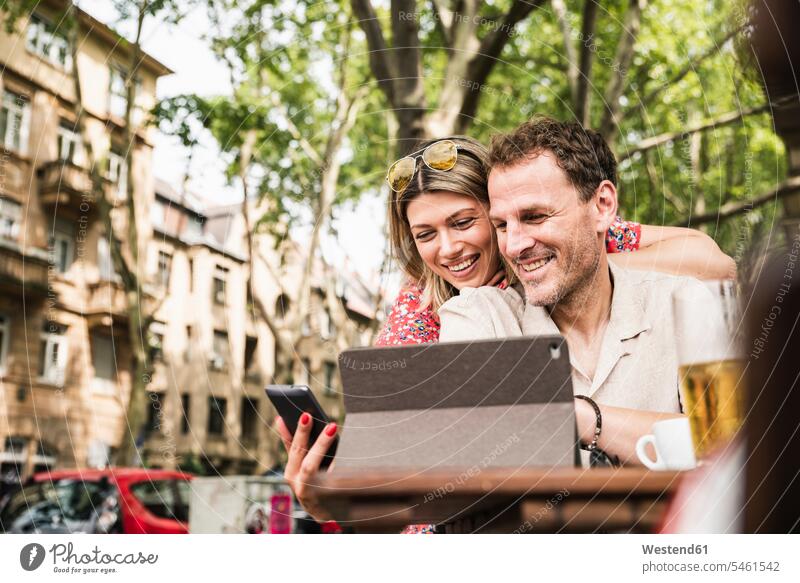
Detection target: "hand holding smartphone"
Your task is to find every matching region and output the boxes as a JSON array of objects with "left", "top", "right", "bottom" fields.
[{"left": 266, "top": 384, "right": 338, "bottom": 469}]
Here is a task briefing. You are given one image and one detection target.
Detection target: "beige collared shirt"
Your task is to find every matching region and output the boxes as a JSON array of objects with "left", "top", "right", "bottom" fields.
[{"left": 438, "top": 262, "right": 712, "bottom": 414}]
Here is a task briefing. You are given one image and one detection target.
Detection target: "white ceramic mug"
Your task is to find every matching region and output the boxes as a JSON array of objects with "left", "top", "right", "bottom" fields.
[{"left": 636, "top": 417, "right": 697, "bottom": 471}]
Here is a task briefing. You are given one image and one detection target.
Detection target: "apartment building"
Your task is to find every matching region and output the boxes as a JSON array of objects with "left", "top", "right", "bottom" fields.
[
  {"left": 135, "top": 184, "right": 378, "bottom": 475},
  {"left": 0, "top": 2, "right": 381, "bottom": 480},
  {"left": 0, "top": 1, "right": 173, "bottom": 480}
]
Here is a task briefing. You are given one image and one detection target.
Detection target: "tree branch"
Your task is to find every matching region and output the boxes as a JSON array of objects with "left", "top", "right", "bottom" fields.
[
  {"left": 644, "top": 150, "right": 687, "bottom": 216},
  {"left": 390, "top": 0, "right": 426, "bottom": 149},
  {"left": 574, "top": 0, "right": 599, "bottom": 126},
  {"left": 350, "top": 0, "right": 396, "bottom": 106},
  {"left": 267, "top": 89, "right": 324, "bottom": 168},
  {"left": 457, "top": 0, "right": 545, "bottom": 133},
  {"left": 619, "top": 101, "right": 773, "bottom": 160},
  {"left": 552, "top": 0, "right": 579, "bottom": 101},
  {"left": 636, "top": 25, "right": 743, "bottom": 112},
  {"left": 673, "top": 175, "right": 800, "bottom": 226},
  {"left": 430, "top": 0, "right": 455, "bottom": 45},
  {"left": 599, "top": 0, "right": 645, "bottom": 143},
  {"left": 426, "top": 0, "right": 481, "bottom": 136}
]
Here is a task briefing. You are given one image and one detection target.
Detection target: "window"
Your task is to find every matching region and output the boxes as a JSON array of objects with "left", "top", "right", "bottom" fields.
[
  {"left": 211, "top": 331, "right": 228, "bottom": 370},
  {"left": 91, "top": 334, "right": 117, "bottom": 394},
  {"left": 26, "top": 13, "right": 71, "bottom": 69},
  {"left": 149, "top": 322, "right": 165, "bottom": 363},
  {"left": 244, "top": 336, "right": 258, "bottom": 380},
  {"left": 49, "top": 217, "right": 74, "bottom": 274},
  {"left": 150, "top": 199, "right": 165, "bottom": 229},
  {"left": 97, "top": 235, "right": 117, "bottom": 281},
  {"left": 0, "top": 436, "right": 27, "bottom": 487},
  {"left": 212, "top": 265, "right": 228, "bottom": 305},
  {"left": 108, "top": 66, "right": 127, "bottom": 119},
  {"left": 0, "top": 198, "right": 21, "bottom": 241},
  {"left": 1, "top": 90, "right": 30, "bottom": 154},
  {"left": 241, "top": 397, "right": 258, "bottom": 440},
  {"left": 184, "top": 325, "right": 193, "bottom": 361},
  {"left": 188, "top": 258, "right": 194, "bottom": 293},
  {"left": 2, "top": 436, "right": 27, "bottom": 462},
  {"left": 108, "top": 66, "right": 143, "bottom": 124},
  {"left": 57, "top": 120, "right": 81, "bottom": 163},
  {"left": 185, "top": 215, "right": 204, "bottom": 240},
  {"left": 0, "top": 314, "right": 10, "bottom": 374},
  {"left": 38, "top": 322, "right": 68, "bottom": 386},
  {"left": 319, "top": 309, "right": 332, "bottom": 339},
  {"left": 324, "top": 362, "right": 337, "bottom": 396},
  {"left": 157, "top": 250, "right": 172, "bottom": 290},
  {"left": 298, "top": 358, "right": 311, "bottom": 386},
  {"left": 180, "top": 394, "right": 190, "bottom": 435},
  {"left": 32, "top": 441, "right": 57, "bottom": 474},
  {"left": 129, "top": 480, "right": 187, "bottom": 521},
  {"left": 207, "top": 396, "right": 227, "bottom": 436},
  {"left": 106, "top": 149, "right": 127, "bottom": 200},
  {"left": 145, "top": 392, "right": 163, "bottom": 436}
]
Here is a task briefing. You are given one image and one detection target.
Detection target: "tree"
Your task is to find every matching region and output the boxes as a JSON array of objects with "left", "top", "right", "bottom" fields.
[
  {"left": 347, "top": 0, "right": 787, "bottom": 253},
  {"left": 156, "top": 0, "right": 389, "bottom": 448},
  {"left": 351, "top": 0, "right": 546, "bottom": 153}
]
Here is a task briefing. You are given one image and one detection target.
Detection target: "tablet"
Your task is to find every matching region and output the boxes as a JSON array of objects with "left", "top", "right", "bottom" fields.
[{"left": 335, "top": 336, "right": 578, "bottom": 469}]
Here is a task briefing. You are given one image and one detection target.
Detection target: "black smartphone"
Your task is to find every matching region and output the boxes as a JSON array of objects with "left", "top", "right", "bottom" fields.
[{"left": 265, "top": 384, "right": 338, "bottom": 469}]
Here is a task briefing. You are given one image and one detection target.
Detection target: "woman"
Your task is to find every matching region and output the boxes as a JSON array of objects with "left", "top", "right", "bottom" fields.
[{"left": 275, "top": 136, "right": 736, "bottom": 525}]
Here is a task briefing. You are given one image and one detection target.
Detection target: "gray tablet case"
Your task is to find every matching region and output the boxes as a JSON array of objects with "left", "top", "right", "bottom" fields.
[{"left": 335, "top": 336, "right": 579, "bottom": 470}]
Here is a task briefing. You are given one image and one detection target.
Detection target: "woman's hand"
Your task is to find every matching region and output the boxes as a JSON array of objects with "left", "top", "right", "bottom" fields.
[{"left": 274, "top": 413, "right": 338, "bottom": 522}]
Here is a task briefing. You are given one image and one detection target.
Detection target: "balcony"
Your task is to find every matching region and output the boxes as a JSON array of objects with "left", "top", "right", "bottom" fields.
[
  {"left": 37, "top": 160, "right": 96, "bottom": 210},
  {"left": 0, "top": 238, "right": 50, "bottom": 296},
  {"left": 0, "top": 148, "right": 32, "bottom": 198},
  {"left": 85, "top": 280, "right": 128, "bottom": 327},
  {"left": 85, "top": 281, "right": 160, "bottom": 328}
]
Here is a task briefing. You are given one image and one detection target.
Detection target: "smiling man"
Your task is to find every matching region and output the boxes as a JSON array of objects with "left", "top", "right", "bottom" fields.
[{"left": 438, "top": 116, "right": 717, "bottom": 465}]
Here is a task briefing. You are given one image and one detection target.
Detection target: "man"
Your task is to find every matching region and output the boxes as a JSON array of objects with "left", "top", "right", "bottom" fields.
[{"left": 439, "top": 116, "right": 723, "bottom": 465}]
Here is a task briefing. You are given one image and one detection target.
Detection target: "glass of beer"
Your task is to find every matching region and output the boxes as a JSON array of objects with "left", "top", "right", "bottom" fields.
[{"left": 673, "top": 281, "right": 746, "bottom": 458}]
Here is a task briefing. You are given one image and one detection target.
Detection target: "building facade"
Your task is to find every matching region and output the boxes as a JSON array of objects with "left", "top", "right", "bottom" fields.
[
  {"left": 0, "top": 2, "right": 380, "bottom": 481},
  {"left": 0, "top": 1, "right": 171, "bottom": 480}
]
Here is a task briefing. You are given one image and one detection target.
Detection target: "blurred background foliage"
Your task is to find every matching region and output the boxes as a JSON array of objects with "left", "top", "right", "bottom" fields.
[{"left": 155, "top": 0, "right": 787, "bottom": 260}]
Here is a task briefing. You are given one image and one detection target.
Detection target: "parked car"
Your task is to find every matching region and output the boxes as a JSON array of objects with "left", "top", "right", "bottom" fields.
[{"left": 0, "top": 468, "right": 192, "bottom": 534}]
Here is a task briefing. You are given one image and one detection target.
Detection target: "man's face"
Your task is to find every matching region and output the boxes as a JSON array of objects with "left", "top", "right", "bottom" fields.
[{"left": 488, "top": 152, "right": 609, "bottom": 306}]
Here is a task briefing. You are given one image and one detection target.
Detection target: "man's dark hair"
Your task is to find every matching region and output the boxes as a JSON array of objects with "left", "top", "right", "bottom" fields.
[{"left": 488, "top": 116, "right": 617, "bottom": 202}]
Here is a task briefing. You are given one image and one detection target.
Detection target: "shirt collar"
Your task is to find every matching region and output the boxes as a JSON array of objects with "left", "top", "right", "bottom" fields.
[{"left": 520, "top": 260, "right": 652, "bottom": 342}]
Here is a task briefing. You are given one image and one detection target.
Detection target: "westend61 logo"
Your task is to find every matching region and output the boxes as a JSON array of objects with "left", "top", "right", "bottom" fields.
[{"left": 19, "top": 542, "right": 158, "bottom": 575}]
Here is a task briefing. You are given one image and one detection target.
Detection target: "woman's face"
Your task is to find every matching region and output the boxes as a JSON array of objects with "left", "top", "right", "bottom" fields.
[{"left": 406, "top": 191, "right": 499, "bottom": 290}]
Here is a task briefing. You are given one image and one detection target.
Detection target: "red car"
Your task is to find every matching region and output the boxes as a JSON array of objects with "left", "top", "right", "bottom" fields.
[{"left": 0, "top": 468, "right": 192, "bottom": 534}]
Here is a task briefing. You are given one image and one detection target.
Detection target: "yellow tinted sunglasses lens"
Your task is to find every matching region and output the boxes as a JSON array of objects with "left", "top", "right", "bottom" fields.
[
  {"left": 422, "top": 140, "right": 457, "bottom": 170},
  {"left": 387, "top": 157, "right": 416, "bottom": 192}
]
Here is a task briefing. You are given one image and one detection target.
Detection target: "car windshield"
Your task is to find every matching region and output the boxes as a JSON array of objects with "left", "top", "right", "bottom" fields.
[{"left": 130, "top": 479, "right": 190, "bottom": 522}]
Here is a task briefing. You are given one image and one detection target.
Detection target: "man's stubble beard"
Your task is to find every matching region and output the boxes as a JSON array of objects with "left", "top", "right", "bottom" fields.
[{"left": 520, "top": 225, "right": 603, "bottom": 311}]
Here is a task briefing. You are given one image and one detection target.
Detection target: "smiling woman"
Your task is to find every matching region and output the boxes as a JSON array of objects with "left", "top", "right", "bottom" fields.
[{"left": 406, "top": 191, "right": 499, "bottom": 290}]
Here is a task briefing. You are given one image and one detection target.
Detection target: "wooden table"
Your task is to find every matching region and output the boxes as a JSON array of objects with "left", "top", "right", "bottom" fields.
[{"left": 307, "top": 467, "right": 687, "bottom": 533}]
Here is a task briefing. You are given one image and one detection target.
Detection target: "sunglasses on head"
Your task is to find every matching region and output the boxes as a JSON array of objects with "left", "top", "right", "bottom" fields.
[{"left": 386, "top": 139, "right": 462, "bottom": 193}]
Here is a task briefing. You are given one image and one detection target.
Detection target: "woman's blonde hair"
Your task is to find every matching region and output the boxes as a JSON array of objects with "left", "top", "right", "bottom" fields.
[{"left": 388, "top": 136, "right": 498, "bottom": 311}]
